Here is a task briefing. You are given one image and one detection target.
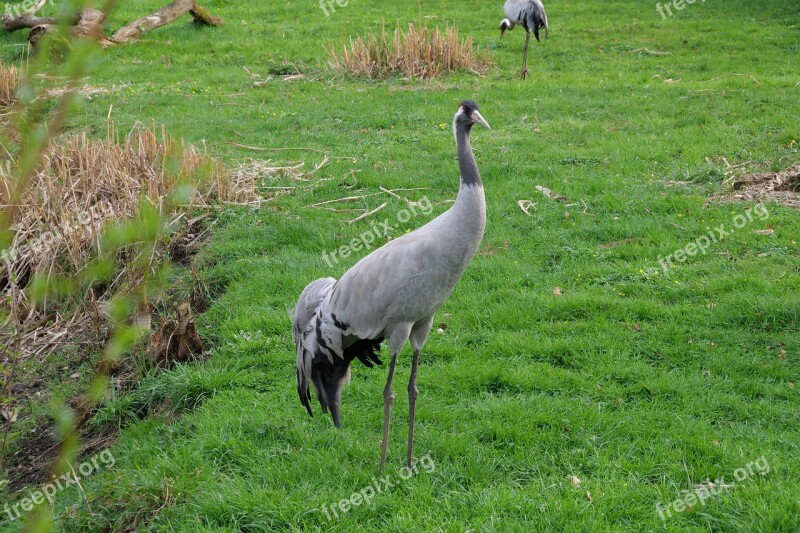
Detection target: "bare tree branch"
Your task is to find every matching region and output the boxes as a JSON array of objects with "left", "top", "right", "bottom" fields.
[
  {"left": 2, "top": 13, "right": 57, "bottom": 32},
  {"left": 112, "top": 0, "right": 222, "bottom": 44},
  {"left": 4, "top": 0, "right": 222, "bottom": 47},
  {"left": 28, "top": 9, "right": 113, "bottom": 49}
]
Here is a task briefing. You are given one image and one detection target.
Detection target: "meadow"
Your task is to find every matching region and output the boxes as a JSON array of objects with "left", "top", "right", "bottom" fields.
[{"left": 1, "top": 0, "right": 799, "bottom": 530}]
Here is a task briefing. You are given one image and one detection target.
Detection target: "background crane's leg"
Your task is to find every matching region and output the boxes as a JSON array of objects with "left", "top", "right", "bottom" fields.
[
  {"left": 520, "top": 31, "right": 531, "bottom": 80},
  {"left": 380, "top": 352, "right": 398, "bottom": 470},
  {"left": 406, "top": 348, "right": 420, "bottom": 467}
]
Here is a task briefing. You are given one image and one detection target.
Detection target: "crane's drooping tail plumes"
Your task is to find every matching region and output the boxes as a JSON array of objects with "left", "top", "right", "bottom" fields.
[{"left": 293, "top": 277, "right": 383, "bottom": 427}]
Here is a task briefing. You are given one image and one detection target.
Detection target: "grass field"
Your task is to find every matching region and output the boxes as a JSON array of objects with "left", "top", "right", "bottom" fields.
[{"left": 2, "top": 0, "right": 800, "bottom": 530}]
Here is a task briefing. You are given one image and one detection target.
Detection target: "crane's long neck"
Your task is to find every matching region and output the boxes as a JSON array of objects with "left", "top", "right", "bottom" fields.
[
  {"left": 447, "top": 119, "right": 486, "bottom": 252},
  {"left": 456, "top": 121, "right": 482, "bottom": 188}
]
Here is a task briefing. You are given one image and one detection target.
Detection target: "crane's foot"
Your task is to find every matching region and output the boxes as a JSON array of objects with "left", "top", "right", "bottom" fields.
[{"left": 520, "top": 68, "right": 529, "bottom": 80}]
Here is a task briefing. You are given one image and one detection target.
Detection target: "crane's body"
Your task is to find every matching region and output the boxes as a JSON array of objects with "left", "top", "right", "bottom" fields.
[
  {"left": 500, "top": 0, "right": 548, "bottom": 79},
  {"left": 293, "top": 101, "right": 490, "bottom": 468}
]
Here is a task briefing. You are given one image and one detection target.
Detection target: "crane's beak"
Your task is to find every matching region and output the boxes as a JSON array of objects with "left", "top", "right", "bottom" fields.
[
  {"left": 471, "top": 110, "right": 491, "bottom": 129},
  {"left": 500, "top": 28, "right": 505, "bottom": 39}
]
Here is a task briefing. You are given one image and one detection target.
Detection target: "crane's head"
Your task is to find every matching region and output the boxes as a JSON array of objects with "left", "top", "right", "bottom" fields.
[
  {"left": 499, "top": 18, "right": 514, "bottom": 38},
  {"left": 311, "top": 361, "right": 350, "bottom": 428},
  {"left": 454, "top": 100, "right": 491, "bottom": 131}
]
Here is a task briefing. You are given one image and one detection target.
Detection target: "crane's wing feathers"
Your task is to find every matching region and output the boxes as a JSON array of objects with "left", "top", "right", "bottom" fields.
[
  {"left": 327, "top": 229, "right": 443, "bottom": 342},
  {"left": 504, "top": 0, "right": 549, "bottom": 40},
  {"left": 293, "top": 264, "right": 394, "bottom": 418}
]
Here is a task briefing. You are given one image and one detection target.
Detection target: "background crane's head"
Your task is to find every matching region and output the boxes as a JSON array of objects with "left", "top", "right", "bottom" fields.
[
  {"left": 499, "top": 18, "right": 514, "bottom": 38},
  {"left": 455, "top": 100, "right": 491, "bottom": 130}
]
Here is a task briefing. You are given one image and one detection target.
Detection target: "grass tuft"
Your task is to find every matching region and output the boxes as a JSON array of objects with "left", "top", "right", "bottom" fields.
[{"left": 326, "top": 21, "right": 492, "bottom": 79}]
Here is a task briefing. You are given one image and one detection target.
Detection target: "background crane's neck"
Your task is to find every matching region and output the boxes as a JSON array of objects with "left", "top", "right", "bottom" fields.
[{"left": 455, "top": 121, "right": 482, "bottom": 189}]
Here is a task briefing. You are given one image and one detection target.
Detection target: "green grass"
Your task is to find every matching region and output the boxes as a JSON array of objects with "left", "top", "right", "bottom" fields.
[{"left": 2, "top": 0, "right": 800, "bottom": 530}]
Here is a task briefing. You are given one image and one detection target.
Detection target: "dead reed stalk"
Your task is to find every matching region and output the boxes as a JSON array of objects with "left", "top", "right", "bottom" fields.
[{"left": 0, "top": 62, "right": 19, "bottom": 106}]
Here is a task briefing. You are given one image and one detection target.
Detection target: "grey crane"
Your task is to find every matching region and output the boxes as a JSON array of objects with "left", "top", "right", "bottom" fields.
[
  {"left": 293, "top": 100, "right": 490, "bottom": 468},
  {"left": 500, "top": 0, "right": 549, "bottom": 80}
]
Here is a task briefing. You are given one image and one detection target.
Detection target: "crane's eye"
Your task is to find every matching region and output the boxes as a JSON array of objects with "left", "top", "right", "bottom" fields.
[{"left": 461, "top": 106, "right": 469, "bottom": 114}]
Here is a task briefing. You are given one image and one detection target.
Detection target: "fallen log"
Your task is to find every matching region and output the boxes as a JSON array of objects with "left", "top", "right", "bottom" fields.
[
  {"left": 6, "top": 0, "right": 222, "bottom": 48},
  {"left": 1, "top": 0, "right": 52, "bottom": 31},
  {"left": 189, "top": 4, "right": 224, "bottom": 26},
  {"left": 2, "top": 13, "right": 57, "bottom": 32},
  {"left": 112, "top": 0, "right": 223, "bottom": 44},
  {"left": 28, "top": 9, "right": 113, "bottom": 49}
]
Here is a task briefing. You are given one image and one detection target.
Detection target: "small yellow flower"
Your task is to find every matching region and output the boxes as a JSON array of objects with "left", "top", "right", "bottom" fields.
[{"left": 439, "top": 123, "right": 446, "bottom": 130}]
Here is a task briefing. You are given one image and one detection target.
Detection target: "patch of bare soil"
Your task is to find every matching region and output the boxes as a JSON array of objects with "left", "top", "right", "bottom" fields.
[
  {"left": 4, "top": 422, "right": 115, "bottom": 493},
  {"left": 3, "top": 298, "right": 205, "bottom": 494}
]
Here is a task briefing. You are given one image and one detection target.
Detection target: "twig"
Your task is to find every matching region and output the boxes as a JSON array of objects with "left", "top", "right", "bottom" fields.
[
  {"left": 348, "top": 201, "right": 387, "bottom": 224},
  {"left": 702, "top": 73, "right": 761, "bottom": 85},
  {"left": 517, "top": 200, "right": 536, "bottom": 216},
  {"left": 307, "top": 193, "right": 383, "bottom": 208},
  {"left": 379, "top": 186, "right": 414, "bottom": 206},
  {"left": 225, "top": 142, "right": 327, "bottom": 155},
  {"left": 581, "top": 198, "right": 593, "bottom": 215},
  {"left": 631, "top": 48, "right": 671, "bottom": 56},
  {"left": 224, "top": 142, "right": 357, "bottom": 163},
  {"left": 68, "top": 461, "right": 93, "bottom": 514},
  {"left": 306, "top": 187, "right": 429, "bottom": 208}
]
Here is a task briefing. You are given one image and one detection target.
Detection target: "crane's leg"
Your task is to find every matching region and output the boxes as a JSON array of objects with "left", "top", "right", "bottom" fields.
[
  {"left": 380, "top": 351, "right": 398, "bottom": 470},
  {"left": 520, "top": 31, "right": 531, "bottom": 80},
  {"left": 406, "top": 348, "right": 420, "bottom": 467}
]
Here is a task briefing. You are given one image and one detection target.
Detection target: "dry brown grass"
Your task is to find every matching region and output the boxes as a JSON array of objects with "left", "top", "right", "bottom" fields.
[
  {"left": 0, "top": 62, "right": 19, "bottom": 107},
  {"left": 326, "top": 21, "right": 492, "bottom": 79},
  {"left": 0, "top": 123, "right": 315, "bottom": 360},
  {"left": 2, "top": 124, "right": 216, "bottom": 304}
]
